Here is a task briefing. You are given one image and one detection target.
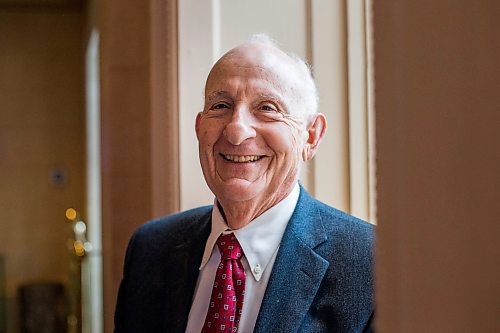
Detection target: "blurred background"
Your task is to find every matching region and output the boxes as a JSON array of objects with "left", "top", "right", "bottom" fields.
[{"left": 0, "top": 0, "right": 498, "bottom": 332}]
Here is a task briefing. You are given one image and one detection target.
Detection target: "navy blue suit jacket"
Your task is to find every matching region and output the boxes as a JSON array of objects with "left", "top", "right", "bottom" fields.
[{"left": 114, "top": 187, "right": 374, "bottom": 332}]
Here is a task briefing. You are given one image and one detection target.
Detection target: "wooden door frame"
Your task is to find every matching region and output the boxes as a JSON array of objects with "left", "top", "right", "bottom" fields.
[{"left": 99, "top": 1, "right": 179, "bottom": 331}]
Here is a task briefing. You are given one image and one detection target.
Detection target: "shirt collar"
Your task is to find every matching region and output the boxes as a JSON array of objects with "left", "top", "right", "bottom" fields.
[{"left": 199, "top": 183, "right": 300, "bottom": 281}]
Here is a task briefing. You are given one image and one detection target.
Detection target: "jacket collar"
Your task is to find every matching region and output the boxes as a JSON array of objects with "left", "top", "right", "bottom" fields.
[
  {"left": 253, "top": 185, "right": 329, "bottom": 332},
  {"left": 162, "top": 209, "right": 212, "bottom": 332}
]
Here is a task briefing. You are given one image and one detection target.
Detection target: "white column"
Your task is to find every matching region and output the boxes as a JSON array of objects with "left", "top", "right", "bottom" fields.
[
  {"left": 311, "top": 0, "right": 351, "bottom": 212},
  {"left": 84, "top": 29, "right": 103, "bottom": 333},
  {"left": 347, "top": 0, "right": 370, "bottom": 220}
]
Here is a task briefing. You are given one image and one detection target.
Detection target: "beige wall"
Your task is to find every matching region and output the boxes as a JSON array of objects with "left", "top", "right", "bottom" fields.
[
  {"left": 373, "top": 1, "right": 500, "bottom": 331},
  {"left": 0, "top": 7, "right": 84, "bottom": 331}
]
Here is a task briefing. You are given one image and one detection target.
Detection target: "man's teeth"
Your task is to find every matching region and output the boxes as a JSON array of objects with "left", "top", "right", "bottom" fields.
[{"left": 224, "top": 155, "right": 262, "bottom": 163}]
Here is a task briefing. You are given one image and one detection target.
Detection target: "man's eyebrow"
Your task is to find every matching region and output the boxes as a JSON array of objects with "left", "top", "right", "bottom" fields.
[
  {"left": 256, "top": 93, "right": 290, "bottom": 112},
  {"left": 257, "top": 93, "right": 283, "bottom": 103},
  {"left": 205, "top": 91, "right": 231, "bottom": 102},
  {"left": 205, "top": 90, "right": 289, "bottom": 112}
]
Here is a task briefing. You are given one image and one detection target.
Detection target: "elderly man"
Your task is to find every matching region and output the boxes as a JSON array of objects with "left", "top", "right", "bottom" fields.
[{"left": 114, "top": 36, "right": 374, "bottom": 333}]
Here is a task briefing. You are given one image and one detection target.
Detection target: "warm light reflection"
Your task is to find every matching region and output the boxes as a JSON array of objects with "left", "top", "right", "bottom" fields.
[
  {"left": 66, "top": 207, "right": 77, "bottom": 221},
  {"left": 74, "top": 240, "right": 85, "bottom": 257}
]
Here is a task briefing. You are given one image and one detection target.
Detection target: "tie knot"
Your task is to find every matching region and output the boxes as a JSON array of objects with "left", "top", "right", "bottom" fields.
[{"left": 217, "top": 233, "right": 243, "bottom": 260}]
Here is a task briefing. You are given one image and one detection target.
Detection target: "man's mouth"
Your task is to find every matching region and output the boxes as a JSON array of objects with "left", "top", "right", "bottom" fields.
[{"left": 221, "top": 154, "right": 264, "bottom": 163}]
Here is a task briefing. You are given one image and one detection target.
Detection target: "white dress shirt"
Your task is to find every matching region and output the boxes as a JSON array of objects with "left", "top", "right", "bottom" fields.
[{"left": 185, "top": 183, "right": 300, "bottom": 333}]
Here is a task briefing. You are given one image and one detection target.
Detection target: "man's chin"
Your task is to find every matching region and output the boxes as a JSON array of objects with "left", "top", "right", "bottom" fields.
[{"left": 214, "top": 178, "right": 264, "bottom": 202}]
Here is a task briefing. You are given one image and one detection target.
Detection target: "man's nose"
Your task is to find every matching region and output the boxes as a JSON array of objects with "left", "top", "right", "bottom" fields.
[{"left": 223, "top": 107, "right": 256, "bottom": 145}]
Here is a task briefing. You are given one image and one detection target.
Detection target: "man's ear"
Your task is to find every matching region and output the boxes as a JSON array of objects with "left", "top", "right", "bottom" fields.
[
  {"left": 302, "top": 113, "right": 327, "bottom": 161},
  {"left": 195, "top": 112, "right": 202, "bottom": 139}
]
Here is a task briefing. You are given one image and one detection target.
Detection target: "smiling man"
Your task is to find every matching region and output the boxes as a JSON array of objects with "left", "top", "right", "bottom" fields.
[{"left": 114, "top": 35, "right": 374, "bottom": 333}]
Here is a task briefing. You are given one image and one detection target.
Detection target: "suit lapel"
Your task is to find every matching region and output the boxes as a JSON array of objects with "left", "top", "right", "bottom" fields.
[
  {"left": 162, "top": 211, "right": 212, "bottom": 332},
  {"left": 254, "top": 187, "right": 329, "bottom": 332}
]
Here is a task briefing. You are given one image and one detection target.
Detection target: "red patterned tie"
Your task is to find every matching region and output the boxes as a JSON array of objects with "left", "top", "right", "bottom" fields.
[{"left": 202, "top": 233, "right": 246, "bottom": 333}]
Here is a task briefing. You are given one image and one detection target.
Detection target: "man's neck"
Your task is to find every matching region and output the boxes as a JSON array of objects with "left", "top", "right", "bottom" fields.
[{"left": 217, "top": 186, "right": 295, "bottom": 230}]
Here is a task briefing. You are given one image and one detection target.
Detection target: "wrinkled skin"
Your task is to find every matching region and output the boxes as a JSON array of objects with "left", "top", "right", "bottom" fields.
[{"left": 196, "top": 42, "right": 326, "bottom": 229}]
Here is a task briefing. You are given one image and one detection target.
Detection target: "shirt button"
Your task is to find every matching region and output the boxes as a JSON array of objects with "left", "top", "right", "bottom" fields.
[{"left": 253, "top": 264, "right": 262, "bottom": 274}]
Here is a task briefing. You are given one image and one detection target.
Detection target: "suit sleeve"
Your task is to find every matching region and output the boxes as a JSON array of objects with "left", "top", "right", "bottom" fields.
[{"left": 113, "top": 232, "right": 138, "bottom": 333}]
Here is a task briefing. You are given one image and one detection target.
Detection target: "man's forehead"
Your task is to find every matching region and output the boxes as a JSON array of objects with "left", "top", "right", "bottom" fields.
[
  {"left": 205, "top": 89, "right": 283, "bottom": 103},
  {"left": 204, "top": 70, "right": 289, "bottom": 105},
  {"left": 209, "top": 43, "right": 297, "bottom": 78}
]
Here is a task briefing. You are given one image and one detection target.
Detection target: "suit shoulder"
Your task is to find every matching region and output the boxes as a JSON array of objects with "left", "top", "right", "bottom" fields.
[
  {"left": 308, "top": 198, "right": 375, "bottom": 254},
  {"left": 317, "top": 200, "right": 374, "bottom": 233},
  {"left": 299, "top": 184, "right": 373, "bottom": 229},
  {"left": 296, "top": 186, "right": 374, "bottom": 245}
]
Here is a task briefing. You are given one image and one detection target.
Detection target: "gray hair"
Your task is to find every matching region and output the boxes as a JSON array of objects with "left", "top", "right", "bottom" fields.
[{"left": 247, "top": 33, "right": 319, "bottom": 119}]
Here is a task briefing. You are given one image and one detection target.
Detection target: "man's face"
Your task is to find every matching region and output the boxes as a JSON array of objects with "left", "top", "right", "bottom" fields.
[{"left": 196, "top": 44, "right": 310, "bottom": 207}]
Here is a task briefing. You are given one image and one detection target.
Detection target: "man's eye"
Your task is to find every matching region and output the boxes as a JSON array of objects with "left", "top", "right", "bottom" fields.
[
  {"left": 212, "top": 103, "right": 230, "bottom": 110},
  {"left": 259, "top": 104, "right": 277, "bottom": 112}
]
